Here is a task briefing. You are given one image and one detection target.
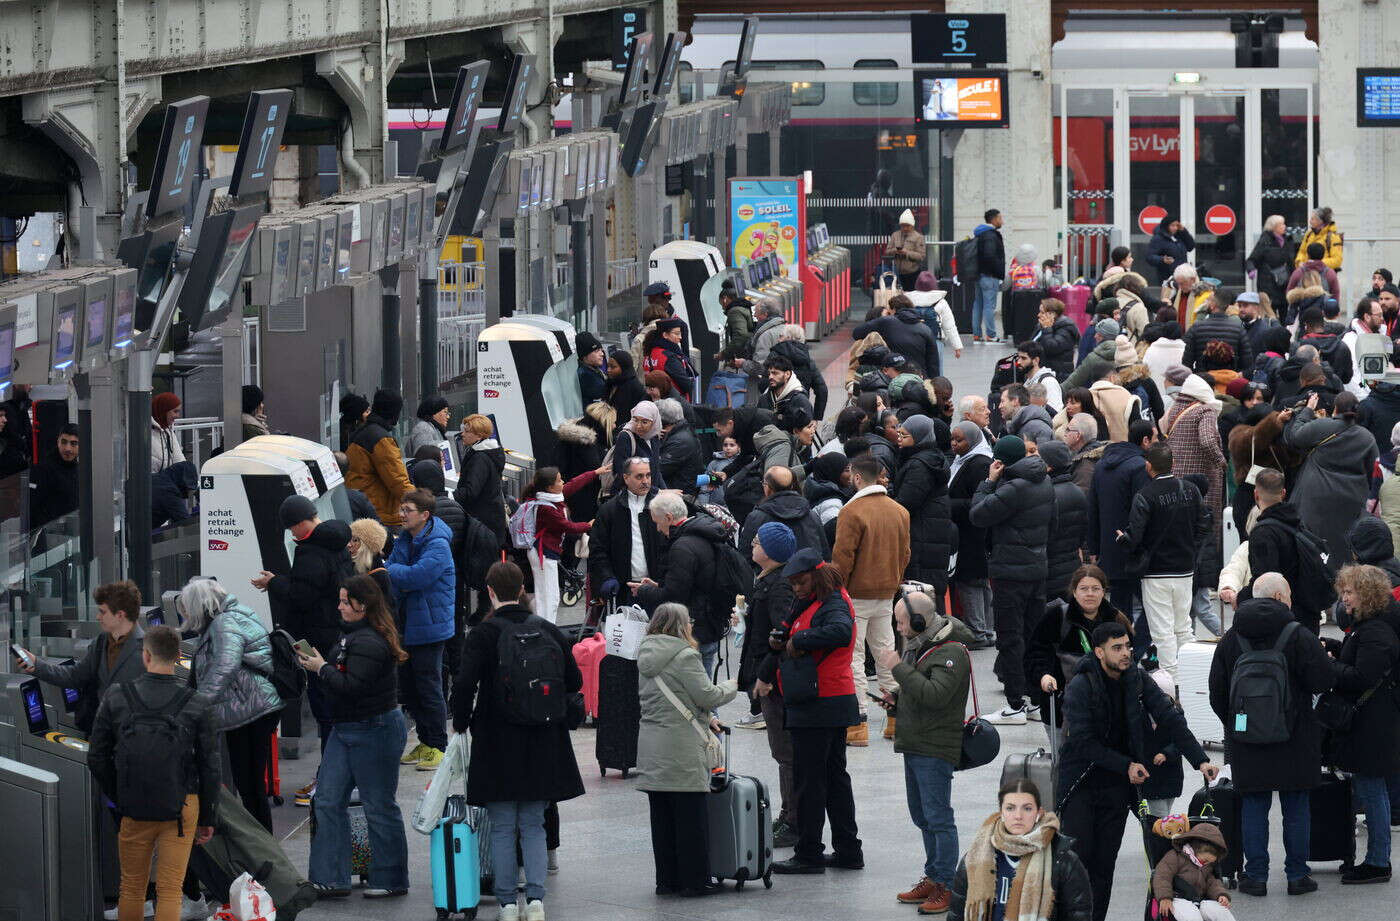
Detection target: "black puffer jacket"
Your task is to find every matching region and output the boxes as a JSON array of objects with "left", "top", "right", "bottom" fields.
[
  {"left": 853, "top": 308, "right": 940, "bottom": 379},
  {"left": 1034, "top": 316, "right": 1081, "bottom": 380},
  {"left": 411, "top": 460, "right": 466, "bottom": 550},
  {"left": 1297, "top": 332, "right": 1353, "bottom": 385},
  {"left": 771, "top": 339, "right": 829, "bottom": 420},
  {"left": 949, "top": 454, "right": 993, "bottom": 583},
  {"left": 1025, "top": 596, "right": 1132, "bottom": 722},
  {"left": 1182, "top": 312, "right": 1253, "bottom": 372},
  {"left": 1208, "top": 597, "right": 1335, "bottom": 793},
  {"left": 555, "top": 415, "right": 606, "bottom": 523},
  {"left": 318, "top": 618, "right": 400, "bottom": 723},
  {"left": 636, "top": 514, "right": 730, "bottom": 644},
  {"left": 658, "top": 422, "right": 705, "bottom": 492},
  {"left": 1361, "top": 381, "right": 1400, "bottom": 455},
  {"left": 266, "top": 518, "right": 355, "bottom": 657},
  {"left": 892, "top": 444, "right": 956, "bottom": 587},
  {"left": 968, "top": 454, "right": 1055, "bottom": 581},
  {"left": 1040, "top": 443, "right": 1088, "bottom": 596},
  {"left": 1329, "top": 614, "right": 1400, "bottom": 777},
  {"left": 587, "top": 488, "right": 663, "bottom": 606},
  {"left": 739, "top": 566, "right": 795, "bottom": 693},
  {"left": 455, "top": 439, "right": 508, "bottom": 550},
  {"left": 739, "top": 490, "right": 829, "bottom": 560},
  {"left": 949, "top": 833, "right": 1092, "bottom": 921},
  {"left": 1087, "top": 442, "right": 1149, "bottom": 579},
  {"left": 1346, "top": 516, "right": 1400, "bottom": 587}
]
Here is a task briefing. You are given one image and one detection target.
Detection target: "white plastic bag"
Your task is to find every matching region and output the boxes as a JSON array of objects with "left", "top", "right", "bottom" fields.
[
  {"left": 411, "top": 732, "right": 469, "bottom": 835},
  {"left": 228, "top": 872, "right": 276, "bottom": 921},
  {"left": 603, "top": 604, "right": 649, "bottom": 660}
]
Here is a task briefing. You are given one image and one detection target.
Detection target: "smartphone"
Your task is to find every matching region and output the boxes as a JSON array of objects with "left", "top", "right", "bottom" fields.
[
  {"left": 866, "top": 691, "right": 887, "bottom": 703},
  {"left": 292, "top": 639, "right": 316, "bottom": 659},
  {"left": 11, "top": 643, "right": 29, "bottom": 665}
]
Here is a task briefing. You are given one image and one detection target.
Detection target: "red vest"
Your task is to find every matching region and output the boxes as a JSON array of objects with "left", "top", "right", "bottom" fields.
[{"left": 779, "top": 589, "right": 857, "bottom": 699}]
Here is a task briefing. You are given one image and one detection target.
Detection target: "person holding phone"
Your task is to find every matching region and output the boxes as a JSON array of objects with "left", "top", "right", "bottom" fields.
[{"left": 179, "top": 577, "right": 284, "bottom": 833}]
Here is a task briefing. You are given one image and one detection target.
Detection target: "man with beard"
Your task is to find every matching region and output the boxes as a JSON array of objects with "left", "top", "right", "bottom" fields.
[{"left": 29, "top": 423, "right": 79, "bottom": 529}]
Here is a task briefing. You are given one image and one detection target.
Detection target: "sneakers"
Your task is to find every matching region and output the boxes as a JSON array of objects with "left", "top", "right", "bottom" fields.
[
  {"left": 883, "top": 717, "right": 897, "bottom": 740},
  {"left": 311, "top": 883, "right": 351, "bottom": 898},
  {"left": 415, "top": 747, "right": 446, "bottom": 771},
  {"left": 294, "top": 780, "right": 316, "bottom": 807},
  {"left": 178, "top": 896, "right": 209, "bottom": 920},
  {"left": 548, "top": 848, "right": 559, "bottom": 874},
  {"left": 499, "top": 903, "right": 521, "bottom": 921},
  {"left": 1025, "top": 704, "right": 1042, "bottom": 723},
  {"left": 919, "top": 883, "right": 952, "bottom": 915},
  {"left": 898, "top": 878, "right": 936, "bottom": 904},
  {"left": 364, "top": 888, "right": 408, "bottom": 898},
  {"left": 104, "top": 902, "right": 154, "bottom": 920},
  {"left": 1287, "top": 875, "right": 1319, "bottom": 895},
  {"left": 772, "top": 855, "right": 826, "bottom": 874},
  {"left": 401, "top": 742, "right": 430, "bottom": 764},
  {"left": 1341, "top": 863, "right": 1392, "bottom": 885},
  {"left": 985, "top": 703, "right": 1029, "bottom": 725},
  {"left": 736, "top": 712, "right": 766, "bottom": 730},
  {"left": 846, "top": 723, "right": 869, "bottom": 747},
  {"left": 773, "top": 821, "right": 798, "bottom": 848},
  {"left": 524, "top": 900, "right": 546, "bottom": 921}
]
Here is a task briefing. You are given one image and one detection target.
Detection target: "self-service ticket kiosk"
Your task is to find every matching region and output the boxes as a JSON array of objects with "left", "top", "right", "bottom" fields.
[
  {"left": 648, "top": 240, "right": 726, "bottom": 382},
  {"left": 476, "top": 321, "right": 581, "bottom": 466},
  {"left": 803, "top": 222, "right": 851, "bottom": 337}
]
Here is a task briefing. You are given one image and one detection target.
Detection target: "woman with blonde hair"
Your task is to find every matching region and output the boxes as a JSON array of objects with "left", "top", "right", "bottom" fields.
[
  {"left": 348, "top": 517, "right": 394, "bottom": 612},
  {"left": 1247, "top": 214, "right": 1291, "bottom": 308},
  {"left": 1327, "top": 564, "right": 1400, "bottom": 884},
  {"left": 636, "top": 602, "right": 738, "bottom": 896},
  {"left": 454, "top": 413, "right": 508, "bottom": 550}
]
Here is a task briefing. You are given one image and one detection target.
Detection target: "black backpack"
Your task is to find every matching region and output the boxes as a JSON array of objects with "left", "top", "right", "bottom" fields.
[
  {"left": 266, "top": 629, "right": 307, "bottom": 704},
  {"left": 1227, "top": 620, "right": 1299, "bottom": 745},
  {"left": 1254, "top": 519, "right": 1338, "bottom": 614},
  {"left": 955, "top": 237, "right": 981, "bottom": 284},
  {"left": 712, "top": 541, "right": 756, "bottom": 616},
  {"left": 495, "top": 616, "right": 569, "bottom": 726},
  {"left": 115, "top": 683, "right": 196, "bottom": 821}
]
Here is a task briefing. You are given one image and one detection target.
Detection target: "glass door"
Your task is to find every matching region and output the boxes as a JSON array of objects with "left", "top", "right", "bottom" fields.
[
  {"left": 1192, "top": 92, "right": 1247, "bottom": 286},
  {"left": 1125, "top": 93, "right": 1181, "bottom": 281}
]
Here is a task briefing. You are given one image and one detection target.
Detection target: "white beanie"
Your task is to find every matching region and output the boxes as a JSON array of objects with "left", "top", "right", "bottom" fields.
[
  {"left": 898, "top": 209, "right": 916, "bottom": 227},
  {"left": 1179, "top": 374, "right": 1223, "bottom": 413}
]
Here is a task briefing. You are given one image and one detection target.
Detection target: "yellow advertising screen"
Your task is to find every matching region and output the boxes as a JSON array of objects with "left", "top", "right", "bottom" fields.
[{"left": 914, "top": 70, "right": 1009, "bottom": 128}]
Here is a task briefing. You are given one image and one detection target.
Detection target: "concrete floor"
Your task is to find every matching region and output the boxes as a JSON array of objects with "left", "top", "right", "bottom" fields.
[{"left": 269, "top": 336, "right": 1385, "bottom": 921}]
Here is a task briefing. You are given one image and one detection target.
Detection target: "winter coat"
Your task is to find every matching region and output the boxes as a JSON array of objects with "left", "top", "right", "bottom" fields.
[
  {"left": 646, "top": 338, "right": 697, "bottom": 399},
  {"left": 803, "top": 474, "right": 846, "bottom": 534},
  {"left": 266, "top": 518, "right": 355, "bottom": 657},
  {"left": 31, "top": 624, "right": 145, "bottom": 735},
  {"left": 1208, "top": 597, "right": 1335, "bottom": 792},
  {"left": 1118, "top": 288, "right": 1151, "bottom": 340},
  {"left": 770, "top": 339, "right": 827, "bottom": 416},
  {"left": 1182, "top": 312, "right": 1253, "bottom": 373},
  {"left": 28, "top": 451, "right": 78, "bottom": 529},
  {"left": 973, "top": 223, "right": 1005, "bottom": 278},
  {"left": 853, "top": 308, "right": 940, "bottom": 379},
  {"left": 451, "top": 603, "right": 584, "bottom": 805},
  {"left": 605, "top": 351, "right": 649, "bottom": 422},
  {"left": 1347, "top": 516, "right": 1400, "bottom": 588},
  {"left": 555, "top": 414, "right": 607, "bottom": 523},
  {"left": 1165, "top": 396, "right": 1225, "bottom": 579},
  {"left": 579, "top": 361, "right": 608, "bottom": 405},
  {"left": 866, "top": 431, "right": 899, "bottom": 476},
  {"left": 1284, "top": 411, "right": 1377, "bottom": 565},
  {"left": 346, "top": 488, "right": 379, "bottom": 524},
  {"left": 1244, "top": 502, "right": 1322, "bottom": 628},
  {"left": 1089, "top": 381, "right": 1141, "bottom": 444},
  {"left": 949, "top": 833, "right": 1093, "bottom": 921},
  {"left": 1247, "top": 230, "right": 1293, "bottom": 305},
  {"left": 1026, "top": 596, "right": 1132, "bottom": 720},
  {"left": 949, "top": 453, "right": 993, "bottom": 583},
  {"left": 346, "top": 414, "right": 415, "bottom": 527},
  {"left": 891, "top": 615, "right": 974, "bottom": 764},
  {"left": 317, "top": 617, "right": 399, "bottom": 723},
  {"left": 385, "top": 516, "right": 457, "bottom": 646},
  {"left": 1065, "top": 338, "right": 1118, "bottom": 390},
  {"left": 411, "top": 460, "right": 466, "bottom": 548},
  {"left": 885, "top": 226, "right": 928, "bottom": 276},
  {"left": 1034, "top": 316, "right": 1082, "bottom": 380},
  {"left": 751, "top": 316, "right": 785, "bottom": 364},
  {"left": 658, "top": 422, "right": 705, "bottom": 492},
  {"left": 637, "top": 634, "right": 738, "bottom": 793},
  {"left": 1295, "top": 222, "right": 1343, "bottom": 272},
  {"left": 1046, "top": 467, "right": 1089, "bottom": 595},
  {"left": 1059, "top": 654, "right": 1207, "bottom": 798},
  {"left": 191, "top": 595, "right": 283, "bottom": 732},
  {"left": 609, "top": 428, "right": 668, "bottom": 493},
  {"left": 1145, "top": 224, "right": 1195, "bottom": 284},
  {"left": 1297, "top": 330, "right": 1354, "bottom": 385},
  {"left": 1069, "top": 441, "right": 1105, "bottom": 497},
  {"left": 1328, "top": 614, "right": 1400, "bottom": 777},
  {"left": 635, "top": 514, "right": 731, "bottom": 644},
  {"left": 528, "top": 471, "right": 596, "bottom": 560},
  {"left": 893, "top": 444, "right": 956, "bottom": 587},
  {"left": 1151, "top": 824, "right": 1231, "bottom": 903},
  {"left": 1284, "top": 282, "right": 1329, "bottom": 328},
  {"left": 725, "top": 303, "right": 754, "bottom": 353},
  {"left": 1087, "top": 442, "right": 1150, "bottom": 579},
  {"left": 739, "top": 490, "right": 829, "bottom": 561},
  {"left": 1143, "top": 338, "right": 1186, "bottom": 396},
  {"left": 831, "top": 486, "right": 910, "bottom": 598},
  {"left": 454, "top": 438, "right": 508, "bottom": 551},
  {"left": 1006, "top": 404, "right": 1055, "bottom": 446},
  {"left": 758, "top": 588, "right": 860, "bottom": 729},
  {"left": 751, "top": 424, "right": 805, "bottom": 481},
  {"left": 969, "top": 454, "right": 1055, "bottom": 582},
  {"left": 150, "top": 419, "right": 187, "bottom": 473},
  {"left": 1360, "top": 381, "right": 1400, "bottom": 455},
  {"left": 405, "top": 418, "right": 447, "bottom": 459},
  {"left": 1383, "top": 477, "right": 1400, "bottom": 556},
  {"left": 587, "top": 488, "right": 663, "bottom": 606},
  {"left": 1119, "top": 475, "right": 1210, "bottom": 578},
  {"left": 1240, "top": 316, "right": 1281, "bottom": 362},
  {"left": 739, "top": 567, "right": 795, "bottom": 693}
]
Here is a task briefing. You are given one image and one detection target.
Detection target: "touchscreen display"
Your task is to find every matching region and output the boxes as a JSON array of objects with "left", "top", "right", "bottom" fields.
[
  {"left": 113, "top": 283, "right": 135, "bottom": 347},
  {"left": 53, "top": 304, "right": 77, "bottom": 367},
  {"left": 22, "top": 681, "right": 48, "bottom": 733},
  {"left": 86, "top": 297, "right": 107, "bottom": 348}
]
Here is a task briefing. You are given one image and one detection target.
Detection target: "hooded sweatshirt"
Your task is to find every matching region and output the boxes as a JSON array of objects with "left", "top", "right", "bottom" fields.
[{"left": 738, "top": 490, "right": 829, "bottom": 560}]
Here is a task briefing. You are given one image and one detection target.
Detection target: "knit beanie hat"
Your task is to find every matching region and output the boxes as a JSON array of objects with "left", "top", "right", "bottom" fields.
[
  {"left": 278, "top": 494, "right": 317, "bottom": 529},
  {"left": 575, "top": 330, "right": 603, "bottom": 357},
  {"left": 1038, "top": 439, "right": 1071, "bottom": 474},
  {"left": 992, "top": 435, "right": 1026, "bottom": 466},
  {"left": 1095, "top": 317, "right": 1121, "bottom": 339},
  {"left": 1164, "top": 364, "right": 1192, "bottom": 387},
  {"left": 1225, "top": 377, "right": 1251, "bottom": 401},
  {"left": 1113, "top": 336, "right": 1138, "bottom": 369},
  {"left": 757, "top": 522, "right": 797, "bottom": 564},
  {"left": 809, "top": 451, "right": 849, "bottom": 484},
  {"left": 372, "top": 388, "right": 403, "bottom": 422}
]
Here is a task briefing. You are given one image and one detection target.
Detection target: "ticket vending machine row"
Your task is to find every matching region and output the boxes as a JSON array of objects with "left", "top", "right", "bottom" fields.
[
  {"left": 803, "top": 223, "right": 851, "bottom": 338},
  {"left": 476, "top": 320, "right": 583, "bottom": 467},
  {"left": 740, "top": 254, "right": 804, "bottom": 329},
  {"left": 647, "top": 241, "right": 727, "bottom": 384}
]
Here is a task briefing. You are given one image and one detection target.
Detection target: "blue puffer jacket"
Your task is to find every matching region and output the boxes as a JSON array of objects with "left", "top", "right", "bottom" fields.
[{"left": 386, "top": 516, "right": 457, "bottom": 646}]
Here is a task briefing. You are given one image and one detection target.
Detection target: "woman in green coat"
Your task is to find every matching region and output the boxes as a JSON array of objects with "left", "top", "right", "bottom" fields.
[{"left": 636, "top": 603, "right": 739, "bottom": 897}]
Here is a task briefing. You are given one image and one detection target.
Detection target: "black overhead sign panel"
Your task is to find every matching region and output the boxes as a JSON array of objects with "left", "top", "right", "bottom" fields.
[
  {"left": 612, "top": 8, "right": 647, "bottom": 72},
  {"left": 910, "top": 14, "right": 1008, "bottom": 67}
]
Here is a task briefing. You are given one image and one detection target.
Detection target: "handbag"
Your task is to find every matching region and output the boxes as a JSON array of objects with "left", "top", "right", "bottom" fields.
[
  {"left": 654, "top": 674, "right": 724, "bottom": 773},
  {"left": 874, "top": 271, "right": 900, "bottom": 309},
  {"left": 1315, "top": 679, "right": 1386, "bottom": 733},
  {"left": 918, "top": 641, "right": 1000, "bottom": 771}
]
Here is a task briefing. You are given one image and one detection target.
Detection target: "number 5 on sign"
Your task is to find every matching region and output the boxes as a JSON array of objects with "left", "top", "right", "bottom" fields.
[{"left": 950, "top": 28, "right": 967, "bottom": 53}]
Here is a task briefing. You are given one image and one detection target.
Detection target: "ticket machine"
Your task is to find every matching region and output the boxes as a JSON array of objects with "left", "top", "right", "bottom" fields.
[
  {"left": 647, "top": 240, "right": 726, "bottom": 382},
  {"left": 803, "top": 222, "right": 851, "bottom": 337},
  {"left": 476, "top": 321, "right": 581, "bottom": 466}
]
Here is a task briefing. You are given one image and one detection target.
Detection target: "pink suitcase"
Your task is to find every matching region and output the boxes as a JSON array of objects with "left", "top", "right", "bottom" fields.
[
  {"left": 572, "top": 631, "right": 607, "bottom": 719},
  {"left": 1051, "top": 284, "right": 1092, "bottom": 332}
]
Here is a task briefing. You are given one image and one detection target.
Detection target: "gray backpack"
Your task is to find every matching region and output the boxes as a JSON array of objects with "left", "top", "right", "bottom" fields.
[{"left": 1227, "top": 621, "right": 1299, "bottom": 745}]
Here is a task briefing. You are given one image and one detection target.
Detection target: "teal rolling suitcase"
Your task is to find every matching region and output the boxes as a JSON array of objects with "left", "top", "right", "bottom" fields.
[{"left": 432, "top": 794, "right": 482, "bottom": 920}]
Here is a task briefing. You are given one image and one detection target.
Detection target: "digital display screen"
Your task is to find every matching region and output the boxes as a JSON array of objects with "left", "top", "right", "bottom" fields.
[
  {"left": 272, "top": 235, "right": 292, "bottom": 302},
  {"left": 516, "top": 157, "right": 531, "bottom": 212},
  {"left": 530, "top": 159, "right": 544, "bottom": 208},
  {"left": 405, "top": 197, "right": 421, "bottom": 251},
  {"left": 86, "top": 297, "right": 107, "bottom": 348},
  {"left": 52, "top": 303, "right": 77, "bottom": 367},
  {"left": 317, "top": 219, "right": 336, "bottom": 287},
  {"left": 22, "top": 681, "right": 48, "bottom": 733},
  {"left": 336, "top": 217, "right": 352, "bottom": 281},
  {"left": 432, "top": 147, "right": 468, "bottom": 232},
  {"left": 574, "top": 141, "right": 591, "bottom": 198},
  {"left": 296, "top": 223, "right": 317, "bottom": 296},
  {"left": 913, "top": 70, "right": 1009, "bottom": 128},
  {"left": 125, "top": 220, "right": 182, "bottom": 334},
  {"left": 619, "top": 31, "right": 654, "bottom": 105},
  {"left": 441, "top": 61, "right": 489, "bottom": 152},
  {"left": 147, "top": 609, "right": 164, "bottom": 625},
  {"left": 1358, "top": 69, "right": 1400, "bottom": 127},
  {"left": 540, "top": 151, "right": 555, "bottom": 207},
  {"left": 597, "top": 137, "right": 610, "bottom": 184},
  {"left": 498, "top": 55, "right": 535, "bottom": 135},
  {"left": 146, "top": 96, "right": 210, "bottom": 219},
  {"left": 388, "top": 197, "right": 405, "bottom": 253},
  {"left": 113, "top": 282, "right": 136, "bottom": 347},
  {"left": 0, "top": 326, "right": 14, "bottom": 384},
  {"left": 440, "top": 443, "right": 454, "bottom": 472},
  {"left": 653, "top": 31, "right": 688, "bottom": 98},
  {"left": 62, "top": 678, "right": 79, "bottom": 713},
  {"left": 228, "top": 89, "right": 292, "bottom": 198}
]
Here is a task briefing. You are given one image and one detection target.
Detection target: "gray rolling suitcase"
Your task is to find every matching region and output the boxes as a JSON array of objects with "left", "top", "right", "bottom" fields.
[
  {"left": 999, "top": 696, "right": 1058, "bottom": 808},
  {"left": 706, "top": 727, "right": 774, "bottom": 890}
]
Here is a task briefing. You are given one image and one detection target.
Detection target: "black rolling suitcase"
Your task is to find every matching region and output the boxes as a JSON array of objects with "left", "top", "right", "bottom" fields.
[
  {"left": 595, "top": 654, "right": 640, "bottom": 777},
  {"left": 1309, "top": 770, "right": 1356, "bottom": 866},
  {"left": 1006, "top": 287, "right": 1047, "bottom": 345},
  {"left": 1187, "top": 779, "right": 1243, "bottom": 887}
]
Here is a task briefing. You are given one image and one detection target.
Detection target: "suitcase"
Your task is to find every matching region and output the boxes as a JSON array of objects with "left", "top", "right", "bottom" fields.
[
  {"left": 431, "top": 795, "right": 482, "bottom": 920},
  {"left": 596, "top": 654, "right": 640, "bottom": 777},
  {"left": 1050, "top": 284, "right": 1092, "bottom": 332},
  {"left": 1000, "top": 697, "right": 1058, "bottom": 808},
  {"left": 572, "top": 631, "right": 607, "bottom": 720},
  {"left": 193, "top": 786, "right": 319, "bottom": 919},
  {"left": 1309, "top": 770, "right": 1356, "bottom": 866},
  {"left": 265, "top": 729, "right": 282, "bottom": 806},
  {"left": 1188, "top": 779, "right": 1243, "bottom": 887},
  {"left": 1177, "top": 641, "right": 1224, "bottom": 748},
  {"left": 707, "top": 727, "right": 774, "bottom": 890},
  {"left": 1006, "top": 287, "right": 1047, "bottom": 345}
]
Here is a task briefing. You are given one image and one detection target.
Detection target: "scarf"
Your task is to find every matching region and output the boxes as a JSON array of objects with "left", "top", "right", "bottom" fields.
[
  {"left": 962, "top": 812, "right": 1061, "bottom": 921},
  {"left": 535, "top": 491, "right": 565, "bottom": 505},
  {"left": 622, "top": 400, "right": 661, "bottom": 442},
  {"left": 951, "top": 434, "right": 994, "bottom": 481}
]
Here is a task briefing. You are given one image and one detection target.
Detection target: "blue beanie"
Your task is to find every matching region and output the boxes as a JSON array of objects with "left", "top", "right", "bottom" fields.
[{"left": 757, "top": 521, "right": 797, "bottom": 564}]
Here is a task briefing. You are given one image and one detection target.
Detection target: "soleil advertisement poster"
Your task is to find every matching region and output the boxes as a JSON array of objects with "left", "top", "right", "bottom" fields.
[{"left": 729, "top": 178, "right": 806, "bottom": 280}]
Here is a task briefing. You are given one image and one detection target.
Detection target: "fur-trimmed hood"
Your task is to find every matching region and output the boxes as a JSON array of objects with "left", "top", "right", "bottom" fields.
[
  {"left": 556, "top": 420, "right": 598, "bottom": 445},
  {"left": 1286, "top": 284, "right": 1327, "bottom": 306},
  {"left": 1116, "top": 362, "right": 1153, "bottom": 387}
]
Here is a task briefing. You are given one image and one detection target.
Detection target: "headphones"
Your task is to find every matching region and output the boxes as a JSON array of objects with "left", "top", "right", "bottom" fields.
[{"left": 898, "top": 583, "right": 938, "bottom": 634}]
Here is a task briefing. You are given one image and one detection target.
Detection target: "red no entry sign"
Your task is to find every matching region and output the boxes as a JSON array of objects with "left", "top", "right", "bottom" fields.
[
  {"left": 1204, "top": 204, "right": 1236, "bottom": 236},
  {"left": 1138, "top": 205, "right": 1167, "bottom": 236}
]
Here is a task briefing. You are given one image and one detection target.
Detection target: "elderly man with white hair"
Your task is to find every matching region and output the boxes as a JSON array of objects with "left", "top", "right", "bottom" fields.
[
  {"left": 1162, "top": 261, "right": 1213, "bottom": 329},
  {"left": 957, "top": 394, "right": 995, "bottom": 444},
  {"left": 634, "top": 490, "right": 732, "bottom": 676},
  {"left": 750, "top": 298, "right": 786, "bottom": 364},
  {"left": 1064, "top": 414, "right": 1106, "bottom": 496}
]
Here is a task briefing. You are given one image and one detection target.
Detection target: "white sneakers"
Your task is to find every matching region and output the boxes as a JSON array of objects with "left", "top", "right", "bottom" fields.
[
  {"left": 525, "top": 899, "right": 546, "bottom": 921},
  {"left": 499, "top": 904, "right": 520, "bottom": 921},
  {"left": 178, "top": 896, "right": 210, "bottom": 921},
  {"left": 985, "top": 703, "right": 1029, "bottom": 725},
  {"left": 500, "top": 899, "right": 545, "bottom": 921},
  {"left": 104, "top": 903, "right": 154, "bottom": 921}
]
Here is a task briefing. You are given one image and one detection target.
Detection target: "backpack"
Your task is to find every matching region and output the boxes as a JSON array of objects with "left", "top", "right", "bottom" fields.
[
  {"left": 712, "top": 541, "right": 756, "bottom": 614},
  {"left": 1009, "top": 261, "right": 1039, "bottom": 290},
  {"left": 507, "top": 498, "right": 544, "bottom": 550},
  {"left": 955, "top": 237, "right": 981, "bottom": 285},
  {"left": 115, "top": 683, "right": 197, "bottom": 822},
  {"left": 915, "top": 305, "right": 942, "bottom": 343},
  {"left": 705, "top": 371, "right": 749, "bottom": 408},
  {"left": 1227, "top": 620, "right": 1300, "bottom": 745},
  {"left": 1253, "top": 519, "right": 1338, "bottom": 614},
  {"left": 266, "top": 629, "right": 307, "bottom": 703},
  {"left": 495, "top": 615, "right": 569, "bottom": 726}
]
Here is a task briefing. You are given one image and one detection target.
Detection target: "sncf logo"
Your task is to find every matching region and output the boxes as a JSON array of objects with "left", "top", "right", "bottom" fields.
[{"left": 207, "top": 540, "right": 229, "bottom": 551}]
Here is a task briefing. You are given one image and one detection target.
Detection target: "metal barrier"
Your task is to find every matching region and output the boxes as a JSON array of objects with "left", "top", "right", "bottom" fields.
[
  {"left": 1065, "top": 225, "right": 1116, "bottom": 284},
  {"left": 439, "top": 313, "right": 486, "bottom": 385},
  {"left": 608, "top": 258, "right": 642, "bottom": 296},
  {"left": 438, "top": 261, "right": 487, "bottom": 317},
  {"left": 172, "top": 417, "right": 224, "bottom": 470}
]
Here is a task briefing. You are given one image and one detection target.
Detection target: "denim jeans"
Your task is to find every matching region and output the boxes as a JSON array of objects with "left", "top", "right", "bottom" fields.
[
  {"left": 972, "top": 275, "right": 1000, "bottom": 340},
  {"left": 309, "top": 709, "right": 409, "bottom": 890},
  {"left": 1191, "top": 587, "right": 1222, "bottom": 636},
  {"left": 401, "top": 641, "right": 448, "bottom": 751},
  {"left": 1354, "top": 775, "right": 1392, "bottom": 867},
  {"left": 488, "top": 800, "right": 548, "bottom": 905},
  {"left": 1241, "top": 789, "right": 1310, "bottom": 882},
  {"left": 903, "top": 754, "right": 958, "bottom": 885},
  {"left": 699, "top": 641, "right": 720, "bottom": 681}
]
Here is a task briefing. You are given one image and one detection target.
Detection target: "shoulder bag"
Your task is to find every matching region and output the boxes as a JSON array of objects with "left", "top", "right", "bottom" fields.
[
  {"left": 919, "top": 641, "right": 1000, "bottom": 771},
  {"left": 654, "top": 674, "right": 724, "bottom": 772},
  {"left": 1315, "top": 677, "right": 1387, "bottom": 733}
]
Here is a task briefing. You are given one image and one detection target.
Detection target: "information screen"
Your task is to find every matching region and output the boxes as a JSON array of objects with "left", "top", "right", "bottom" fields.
[
  {"left": 113, "top": 281, "right": 136, "bottom": 348},
  {"left": 913, "top": 70, "right": 1009, "bottom": 128},
  {"left": 228, "top": 89, "right": 292, "bottom": 198},
  {"left": 52, "top": 303, "right": 77, "bottom": 368},
  {"left": 22, "top": 680, "right": 48, "bottom": 733},
  {"left": 0, "top": 325, "right": 15, "bottom": 384},
  {"left": 86, "top": 297, "right": 107, "bottom": 348},
  {"left": 1358, "top": 69, "right": 1400, "bottom": 127},
  {"left": 440, "top": 61, "right": 490, "bottom": 152},
  {"left": 146, "top": 97, "right": 210, "bottom": 219}
]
